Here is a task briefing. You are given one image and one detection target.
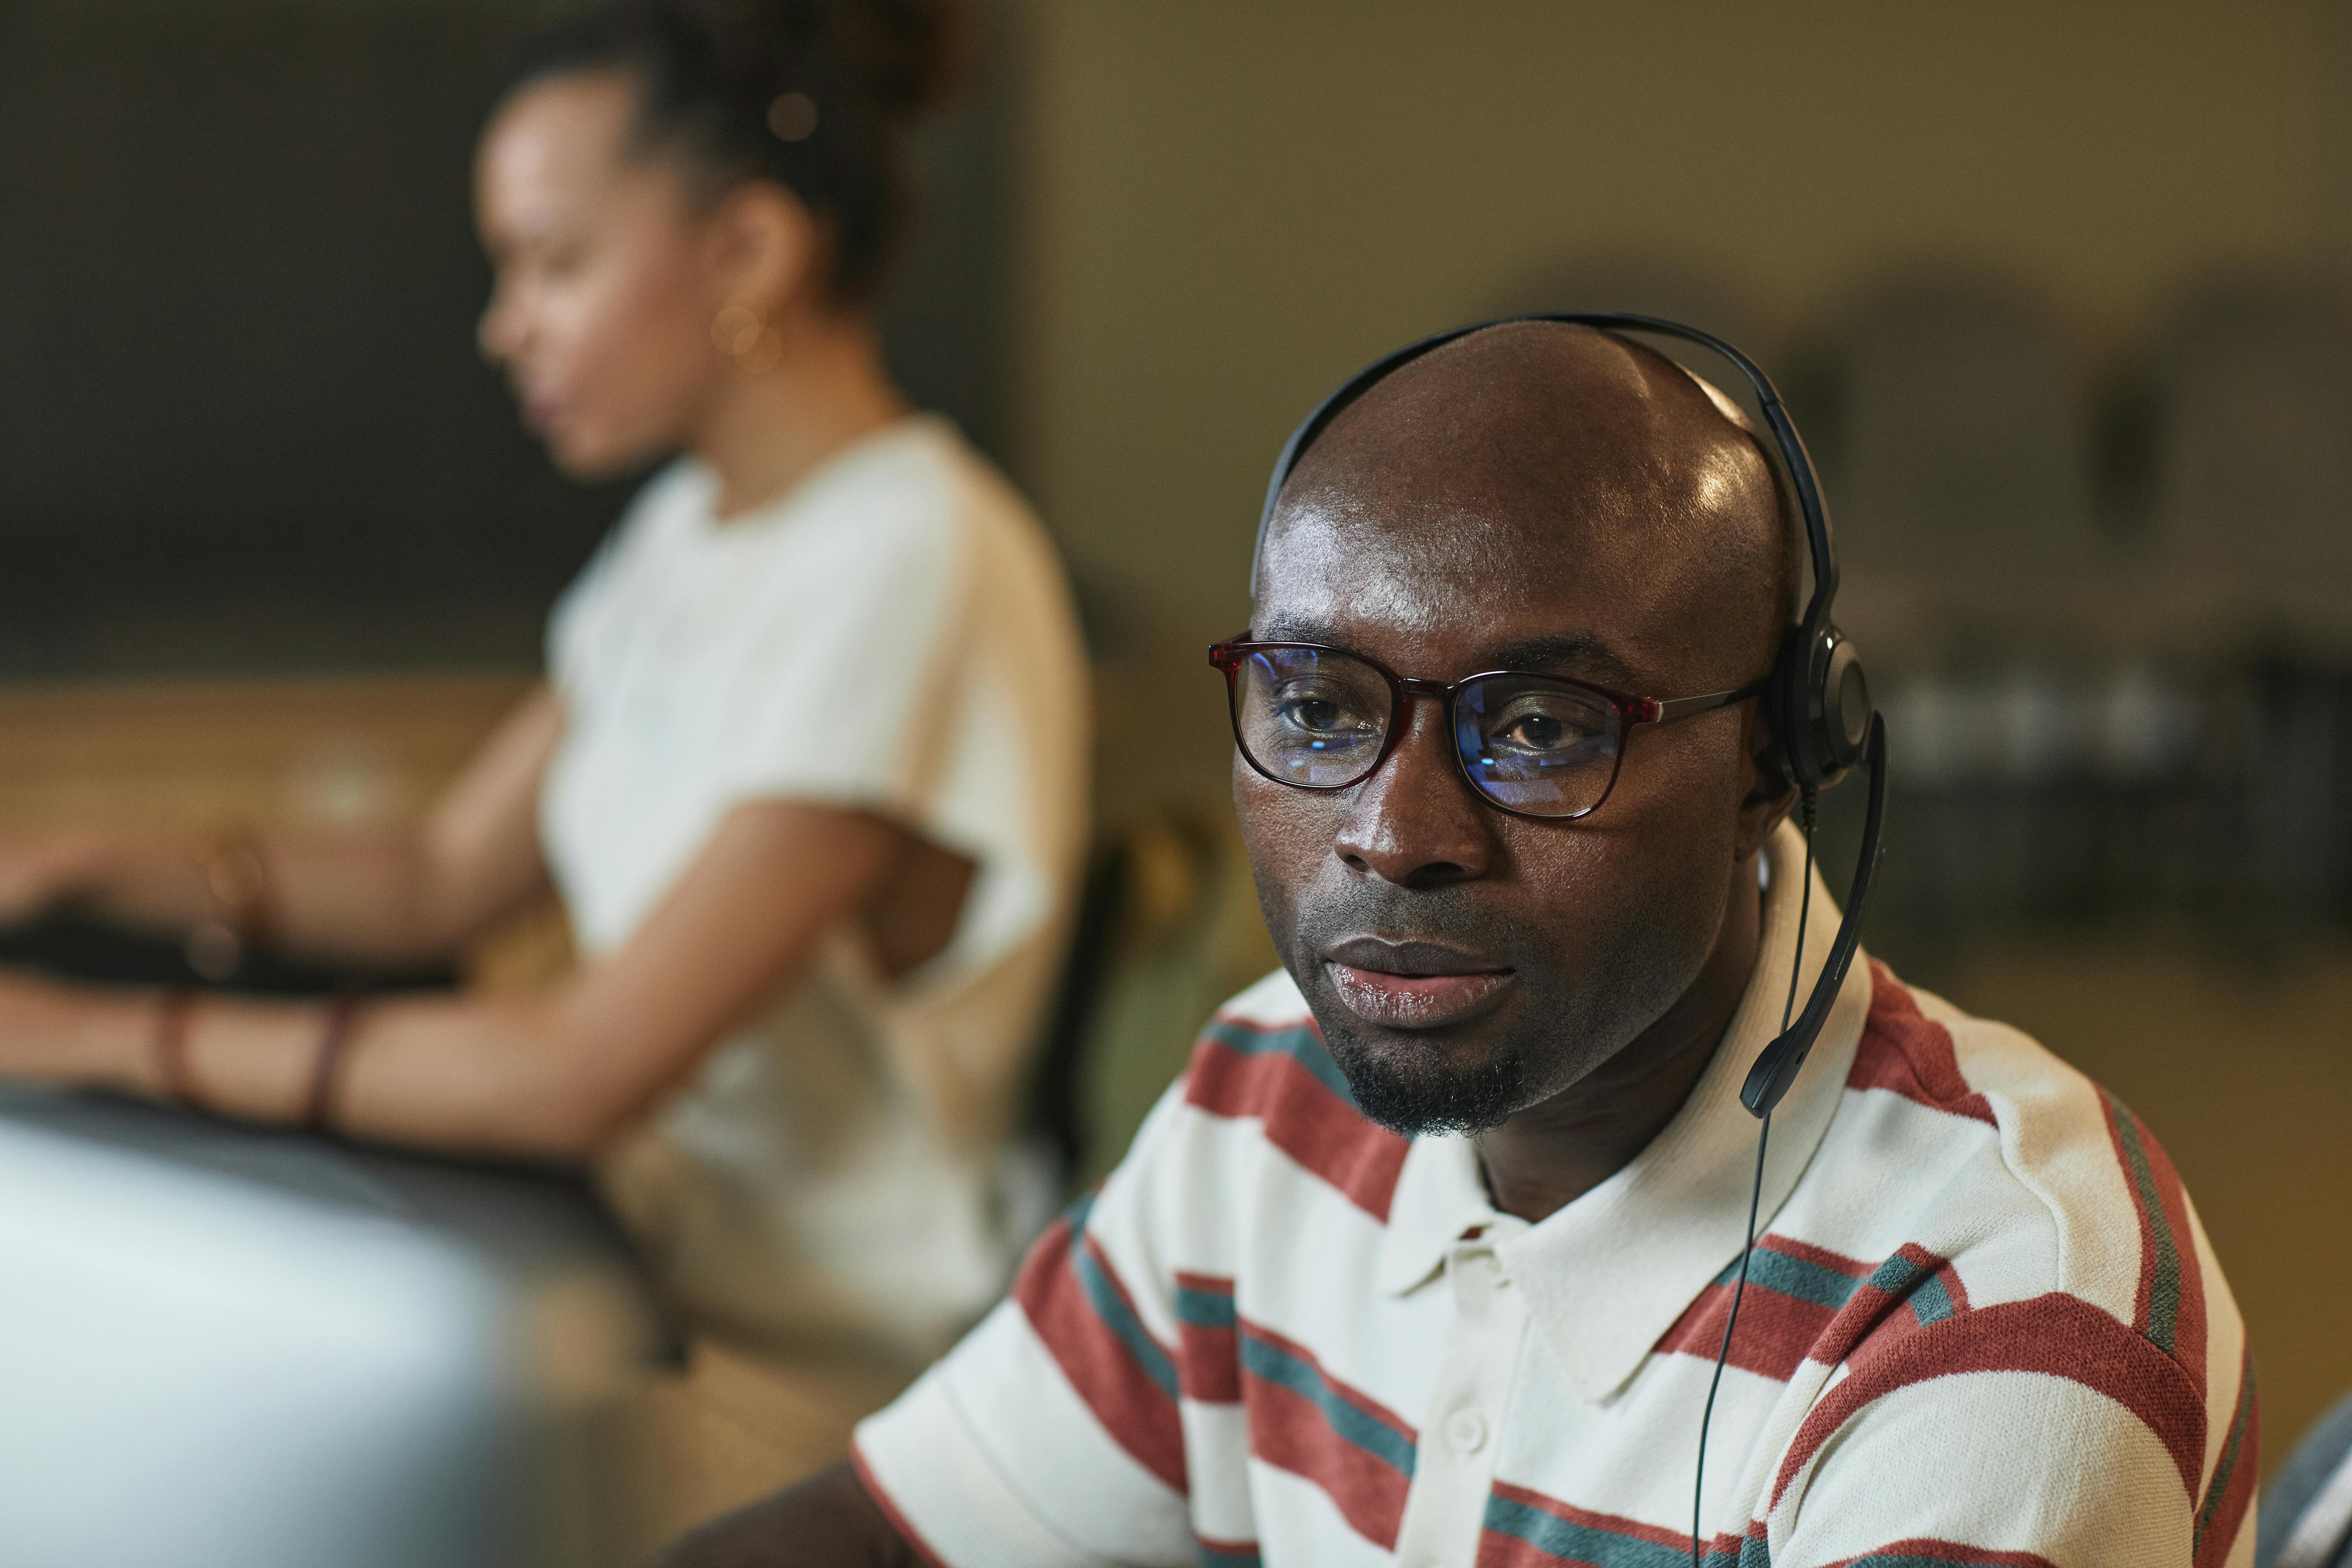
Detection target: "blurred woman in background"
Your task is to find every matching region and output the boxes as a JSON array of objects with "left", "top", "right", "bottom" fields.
[{"left": 0, "top": 0, "right": 1087, "bottom": 1531}]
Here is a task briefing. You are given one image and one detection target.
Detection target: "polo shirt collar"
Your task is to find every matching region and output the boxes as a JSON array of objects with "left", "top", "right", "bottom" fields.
[{"left": 1373, "top": 820, "right": 1874, "bottom": 1403}]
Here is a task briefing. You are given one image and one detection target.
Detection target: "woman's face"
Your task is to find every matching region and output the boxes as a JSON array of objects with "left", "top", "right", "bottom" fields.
[{"left": 475, "top": 72, "right": 728, "bottom": 479}]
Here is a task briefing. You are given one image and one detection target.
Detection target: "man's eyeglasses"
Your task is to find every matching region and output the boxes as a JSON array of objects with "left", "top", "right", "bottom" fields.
[{"left": 1208, "top": 638, "right": 1767, "bottom": 821}]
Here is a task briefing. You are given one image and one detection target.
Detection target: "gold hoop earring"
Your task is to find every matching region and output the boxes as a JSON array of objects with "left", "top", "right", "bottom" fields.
[{"left": 711, "top": 304, "right": 783, "bottom": 374}]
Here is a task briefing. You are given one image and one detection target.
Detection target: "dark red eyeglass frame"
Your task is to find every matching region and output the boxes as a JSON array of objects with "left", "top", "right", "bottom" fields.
[{"left": 1208, "top": 636, "right": 1768, "bottom": 822}]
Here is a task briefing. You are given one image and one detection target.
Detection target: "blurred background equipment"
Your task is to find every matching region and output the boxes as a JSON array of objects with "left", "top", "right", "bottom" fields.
[
  {"left": 0, "top": 1085, "right": 668, "bottom": 1568},
  {"left": 5, "top": 0, "right": 2351, "bottom": 1544},
  {"left": 2261, "top": 1388, "right": 2352, "bottom": 1568}
]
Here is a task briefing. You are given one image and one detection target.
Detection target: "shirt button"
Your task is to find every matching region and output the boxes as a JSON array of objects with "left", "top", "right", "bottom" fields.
[{"left": 1446, "top": 1408, "right": 1489, "bottom": 1454}]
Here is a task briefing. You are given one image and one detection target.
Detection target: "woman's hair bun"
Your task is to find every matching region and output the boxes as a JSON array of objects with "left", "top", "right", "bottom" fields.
[{"left": 497, "top": 0, "right": 972, "bottom": 306}]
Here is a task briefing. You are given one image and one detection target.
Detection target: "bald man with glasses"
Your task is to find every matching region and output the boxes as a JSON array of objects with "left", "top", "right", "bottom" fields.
[{"left": 661, "top": 321, "right": 2256, "bottom": 1568}]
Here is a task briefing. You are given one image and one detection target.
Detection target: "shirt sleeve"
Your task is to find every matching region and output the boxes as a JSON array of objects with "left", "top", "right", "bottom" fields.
[
  {"left": 853, "top": 1085, "right": 1201, "bottom": 1568},
  {"left": 710, "top": 495, "right": 973, "bottom": 824},
  {"left": 1764, "top": 1298, "right": 2259, "bottom": 1567}
]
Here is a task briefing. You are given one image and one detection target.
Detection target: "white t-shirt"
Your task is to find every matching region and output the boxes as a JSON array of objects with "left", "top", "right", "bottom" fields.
[{"left": 540, "top": 415, "right": 1089, "bottom": 1370}]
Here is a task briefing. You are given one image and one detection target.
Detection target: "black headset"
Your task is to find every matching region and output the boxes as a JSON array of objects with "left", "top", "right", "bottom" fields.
[{"left": 1248, "top": 312, "right": 1888, "bottom": 1121}]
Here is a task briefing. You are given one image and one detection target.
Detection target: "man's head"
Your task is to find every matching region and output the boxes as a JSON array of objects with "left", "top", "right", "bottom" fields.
[{"left": 1237, "top": 320, "right": 1799, "bottom": 1135}]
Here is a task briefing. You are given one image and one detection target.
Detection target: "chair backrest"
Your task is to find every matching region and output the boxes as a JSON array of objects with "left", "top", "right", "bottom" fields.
[
  {"left": 2259, "top": 1388, "right": 2352, "bottom": 1568},
  {"left": 1029, "top": 810, "right": 1281, "bottom": 1191},
  {"left": 2148, "top": 273, "right": 2352, "bottom": 632}
]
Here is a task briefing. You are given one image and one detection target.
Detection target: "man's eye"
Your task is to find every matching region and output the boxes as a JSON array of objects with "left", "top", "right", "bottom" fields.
[
  {"left": 1500, "top": 713, "right": 1568, "bottom": 749},
  {"left": 1277, "top": 696, "right": 1358, "bottom": 734},
  {"left": 1489, "top": 700, "right": 1602, "bottom": 752}
]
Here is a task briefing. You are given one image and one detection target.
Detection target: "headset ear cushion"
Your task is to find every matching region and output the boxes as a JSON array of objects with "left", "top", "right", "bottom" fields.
[
  {"left": 1821, "top": 636, "right": 1872, "bottom": 772},
  {"left": 1752, "top": 712, "right": 1799, "bottom": 799},
  {"left": 1769, "top": 626, "right": 1817, "bottom": 788}
]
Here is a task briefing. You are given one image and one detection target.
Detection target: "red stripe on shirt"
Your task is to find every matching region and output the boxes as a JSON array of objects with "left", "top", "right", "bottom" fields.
[
  {"left": 1240, "top": 1316, "right": 1419, "bottom": 1445},
  {"left": 1485, "top": 1480, "right": 1702, "bottom": 1554},
  {"left": 2101, "top": 1089, "right": 2208, "bottom": 1399},
  {"left": 1772, "top": 1293, "right": 2207, "bottom": 1508},
  {"left": 1239, "top": 1317, "right": 1416, "bottom": 1549},
  {"left": 2193, "top": 1344, "right": 2260, "bottom": 1568},
  {"left": 1657, "top": 1277, "right": 1840, "bottom": 1382},
  {"left": 849, "top": 1443, "right": 955, "bottom": 1568},
  {"left": 1184, "top": 1029, "right": 1410, "bottom": 1222},
  {"left": 1847, "top": 961, "right": 1996, "bottom": 1125},
  {"left": 1009, "top": 1213, "right": 1188, "bottom": 1493},
  {"left": 1822, "top": 1540, "right": 2057, "bottom": 1567},
  {"left": 1810, "top": 1242, "right": 1960, "bottom": 1371},
  {"left": 1657, "top": 1234, "right": 1878, "bottom": 1381},
  {"left": 1175, "top": 1270, "right": 1242, "bottom": 1404}
]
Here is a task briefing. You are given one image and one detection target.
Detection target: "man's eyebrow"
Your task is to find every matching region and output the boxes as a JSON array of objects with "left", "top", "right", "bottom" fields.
[
  {"left": 1250, "top": 615, "right": 1339, "bottom": 644},
  {"left": 1481, "top": 632, "right": 1639, "bottom": 686},
  {"left": 1246, "top": 622, "right": 1643, "bottom": 686}
]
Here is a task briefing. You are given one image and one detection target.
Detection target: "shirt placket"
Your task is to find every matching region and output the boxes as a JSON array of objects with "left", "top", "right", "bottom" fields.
[{"left": 1392, "top": 1236, "right": 1531, "bottom": 1568}]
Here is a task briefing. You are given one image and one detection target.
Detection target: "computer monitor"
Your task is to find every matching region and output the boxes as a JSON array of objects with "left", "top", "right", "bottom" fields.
[{"left": 0, "top": 1088, "right": 666, "bottom": 1568}]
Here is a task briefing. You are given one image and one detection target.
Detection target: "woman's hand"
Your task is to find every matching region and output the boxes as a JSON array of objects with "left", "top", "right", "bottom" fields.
[
  {"left": 0, "top": 686, "right": 565, "bottom": 972},
  {"left": 0, "top": 792, "right": 925, "bottom": 1156},
  {"left": 0, "top": 694, "right": 947, "bottom": 1155},
  {"left": 0, "top": 965, "right": 148, "bottom": 1089},
  {"left": 0, "top": 834, "right": 123, "bottom": 926}
]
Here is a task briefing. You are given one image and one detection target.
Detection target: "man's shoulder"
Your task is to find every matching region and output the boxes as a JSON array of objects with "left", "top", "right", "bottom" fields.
[
  {"left": 1751, "top": 961, "right": 2253, "bottom": 1538},
  {"left": 1815, "top": 959, "right": 2238, "bottom": 1388},
  {"left": 1844, "top": 958, "right": 2164, "bottom": 1270}
]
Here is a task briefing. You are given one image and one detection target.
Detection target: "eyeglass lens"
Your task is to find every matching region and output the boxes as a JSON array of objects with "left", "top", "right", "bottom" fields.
[{"left": 1230, "top": 646, "right": 1624, "bottom": 817}]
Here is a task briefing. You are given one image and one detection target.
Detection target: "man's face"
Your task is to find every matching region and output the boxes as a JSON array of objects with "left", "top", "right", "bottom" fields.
[{"left": 1235, "top": 326, "right": 1788, "bottom": 1136}]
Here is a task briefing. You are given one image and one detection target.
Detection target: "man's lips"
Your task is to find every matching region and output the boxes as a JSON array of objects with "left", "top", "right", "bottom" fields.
[{"left": 1321, "top": 937, "right": 1512, "bottom": 1030}]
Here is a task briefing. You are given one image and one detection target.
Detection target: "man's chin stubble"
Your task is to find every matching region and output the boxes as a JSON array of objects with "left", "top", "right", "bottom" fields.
[{"left": 1321, "top": 1024, "right": 1532, "bottom": 1138}]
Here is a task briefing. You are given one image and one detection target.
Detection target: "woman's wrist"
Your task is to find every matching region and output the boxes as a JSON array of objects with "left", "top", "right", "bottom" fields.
[
  {"left": 0, "top": 832, "right": 122, "bottom": 920},
  {"left": 87, "top": 988, "right": 170, "bottom": 1094},
  {"left": 30, "top": 833, "right": 211, "bottom": 929},
  {"left": 0, "top": 979, "right": 161, "bottom": 1092},
  {"left": 182, "top": 827, "right": 274, "bottom": 979}
]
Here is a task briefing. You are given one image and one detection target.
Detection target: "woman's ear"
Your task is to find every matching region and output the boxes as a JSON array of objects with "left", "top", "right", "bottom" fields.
[{"left": 706, "top": 179, "right": 822, "bottom": 318}]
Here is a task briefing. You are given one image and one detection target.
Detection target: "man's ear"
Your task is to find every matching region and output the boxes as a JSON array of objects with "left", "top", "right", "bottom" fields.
[
  {"left": 1734, "top": 705, "right": 1800, "bottom": 864},
  {"left": 706, "top": 179, "right": 822, "bottom": 317}
]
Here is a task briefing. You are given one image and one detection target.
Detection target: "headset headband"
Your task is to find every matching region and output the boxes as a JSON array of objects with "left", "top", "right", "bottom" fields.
[
  {"left": 1243, "top": 311, "right": 1884, "bottom": 1120},
  {"left": 1250, "top": 313, "right": 1840, "bottom": 661}
]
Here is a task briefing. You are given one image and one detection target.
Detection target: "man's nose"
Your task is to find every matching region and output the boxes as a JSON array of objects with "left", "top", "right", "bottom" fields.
[{"left": 1332, "top": 694, "right": 1494, "bottom": 887}]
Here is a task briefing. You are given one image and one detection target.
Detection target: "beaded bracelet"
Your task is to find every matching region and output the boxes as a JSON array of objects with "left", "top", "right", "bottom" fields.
[
  {"left": 152, "top": 987, "right": 201, "bottom": 1110},
  {"left": 304, "top": 986, "right": 368, "bottom": 1135}
]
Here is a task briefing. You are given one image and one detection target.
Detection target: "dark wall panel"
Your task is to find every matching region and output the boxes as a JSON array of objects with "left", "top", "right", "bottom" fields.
[{"left": 0, "top": 0, "right": 1010, "bottom": 677}]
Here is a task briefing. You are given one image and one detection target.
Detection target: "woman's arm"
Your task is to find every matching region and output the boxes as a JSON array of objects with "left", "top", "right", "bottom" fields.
[
  {"left": 0, "top": 794, "right": 925, "bottom": 1156},
  {"left": 0, "top": 686, "right": 566, "bottom": 968}
]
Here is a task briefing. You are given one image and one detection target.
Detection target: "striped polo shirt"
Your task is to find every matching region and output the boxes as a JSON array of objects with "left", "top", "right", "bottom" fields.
[{"left": 855, "top": 824, "right": 2258, "bottom": 1567}]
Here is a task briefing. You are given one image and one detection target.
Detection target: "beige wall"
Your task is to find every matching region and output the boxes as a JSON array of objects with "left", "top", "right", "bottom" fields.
[{"left": 1014, "top": 0, "right": 2348, "bottom": 809}]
